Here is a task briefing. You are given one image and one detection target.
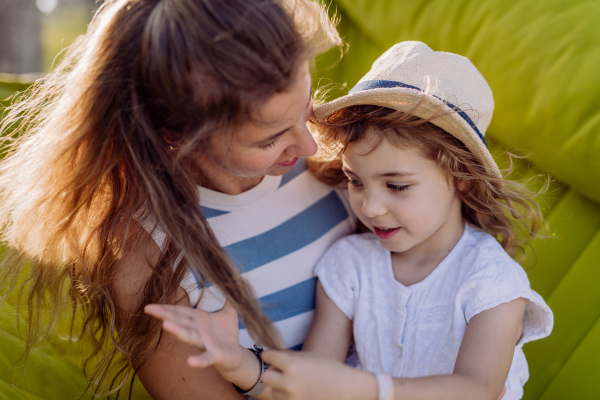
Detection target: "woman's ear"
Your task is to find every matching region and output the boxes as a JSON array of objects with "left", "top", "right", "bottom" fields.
[{"left": 160, "top": 128, "right": 183, "bottom": 149}]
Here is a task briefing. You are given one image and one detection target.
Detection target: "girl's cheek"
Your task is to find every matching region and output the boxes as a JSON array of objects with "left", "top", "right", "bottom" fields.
[{"left": 348, "top": 191, "right": 364, "bottom": 217}]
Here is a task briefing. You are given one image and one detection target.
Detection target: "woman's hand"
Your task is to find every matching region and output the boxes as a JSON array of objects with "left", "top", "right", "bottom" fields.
[
  {"left": 144, "top": 301, "right": 244, "bottom": 376},
  {"left": 261, "top": 350, "right": 377, "bottom": 400}
]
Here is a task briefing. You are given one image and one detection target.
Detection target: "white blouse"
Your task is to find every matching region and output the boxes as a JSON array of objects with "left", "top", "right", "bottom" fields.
[{"left": 315, "top": 224, "right": 553, "bottom": 400}]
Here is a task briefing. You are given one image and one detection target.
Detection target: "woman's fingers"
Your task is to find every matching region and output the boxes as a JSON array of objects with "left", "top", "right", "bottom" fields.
[
  {"left": 146, "top": 304, "right": 212, "bottom": 348},
  {"left": 145, "top": 303, "right": 201, "bottom": 321},
  {"left": 145, "top": 304, "right": 192, "bottom": 328},
  {"left": 146, "top": 304, "right": 209, "bottom": 331},
  {"left": 144, "top": 301, "right": 243, "bottom": 372},
  {"left": 187, "top": 351, "right": 218, "bottom": 368},
  {"left": 143, "top": 303, "right": 167, "bottom": 318},
  {"left": 162, "top": 319, "right": 206, "bottom": 348}
]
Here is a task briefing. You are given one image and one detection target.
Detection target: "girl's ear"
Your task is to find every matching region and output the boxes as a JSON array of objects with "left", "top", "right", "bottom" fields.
[{"left": 456, "top": 179, "right": 468, "bottom": 192}]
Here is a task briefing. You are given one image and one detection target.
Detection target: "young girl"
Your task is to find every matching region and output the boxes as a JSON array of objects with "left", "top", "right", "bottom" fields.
[{"left": 145, "top": 41, "right": 553, "bottom": 400}]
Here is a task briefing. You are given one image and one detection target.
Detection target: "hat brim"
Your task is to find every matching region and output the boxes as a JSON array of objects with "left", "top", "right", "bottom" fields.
[{"left": 313, "top": 87, "right": 502, "bottom": 179}]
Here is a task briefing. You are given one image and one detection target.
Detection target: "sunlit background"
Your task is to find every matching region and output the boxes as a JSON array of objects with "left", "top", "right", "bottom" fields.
[{"left": 0, "top": 0, "right": 99, "bottom": 74}]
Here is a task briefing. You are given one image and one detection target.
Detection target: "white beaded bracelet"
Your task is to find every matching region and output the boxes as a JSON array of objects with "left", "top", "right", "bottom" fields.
[{"left": 375, "top": 373, "right": 395, "bottom": 400}]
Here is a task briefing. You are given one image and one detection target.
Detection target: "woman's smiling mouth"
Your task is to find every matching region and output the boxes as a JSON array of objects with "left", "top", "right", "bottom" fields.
[{"left": 277, "top": 157, "right": 298, "bottom": 167}]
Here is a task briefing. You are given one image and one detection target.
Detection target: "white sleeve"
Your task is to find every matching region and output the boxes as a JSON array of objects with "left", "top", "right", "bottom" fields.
[
  {"left": 461, "top": 258, "right": 553, "bottom": 347},
  {"left": 314, "top": 237, "right": 360, "bottom": 320}
]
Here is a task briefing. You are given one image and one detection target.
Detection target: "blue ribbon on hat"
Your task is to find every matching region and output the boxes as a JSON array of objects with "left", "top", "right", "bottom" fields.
[{"left": 349, "top": 79, "right": 487, "bottom": 147}]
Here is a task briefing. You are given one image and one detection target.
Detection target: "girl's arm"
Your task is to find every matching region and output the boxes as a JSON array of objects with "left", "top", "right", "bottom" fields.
[
  {"left": 261, "top": 297, "right": 526, "bottom": 400},
  {"left": 301, "top": 280, "right": 353, "bottom": 361}
]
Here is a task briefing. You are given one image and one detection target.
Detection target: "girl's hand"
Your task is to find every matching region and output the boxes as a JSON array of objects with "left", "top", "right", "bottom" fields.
[
  {"left": 260, "top": 351, "right": 507, "bottom": 400},
  {"left": 144, "top": 301, "right": 244, "bottom": 376},
  {"left": 261, "top": 350, "right": 377, "bottom": 400}
]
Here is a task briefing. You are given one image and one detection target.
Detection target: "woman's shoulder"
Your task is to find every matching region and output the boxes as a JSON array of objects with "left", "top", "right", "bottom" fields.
[{"left": 111, "top": 222, "right": 168, "bottom": 317}]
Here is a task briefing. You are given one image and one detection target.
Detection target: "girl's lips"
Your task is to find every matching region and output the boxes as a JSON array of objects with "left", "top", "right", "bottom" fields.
[
  {"left": 373, "top": 226, "right": 401, "bottom": 240},
  {"left": 277, "top": 157, "right": 298, "bottom": 167}
]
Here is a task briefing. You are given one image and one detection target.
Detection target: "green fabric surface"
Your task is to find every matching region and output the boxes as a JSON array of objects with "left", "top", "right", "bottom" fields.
[
  {"left": 524, "top": 190, "right": 600, "bottom": 298},
  {"left": 0, "top": 298, "right": 151, "bottom": 399},
  {"left": 2, "top": 0, "right": 600, "bottom": 398},
  {"left": 0, "top": 303, "right": 91, "bottom": 399},
  {"left": 538, "top": 316, "right": 600, "bottom": 400},
  {"left": 524, "top": 228, "right": 600, "bottom": 399},
  {"left": 0, "top": 378, "right": 45, "bottom": 400}
]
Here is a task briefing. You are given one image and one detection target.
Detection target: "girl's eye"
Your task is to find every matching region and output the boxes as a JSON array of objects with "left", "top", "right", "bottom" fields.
[
  {"left": 388, "top": 183, "right": 410, "bottom": 192},
  {"left": 259, "top": 135, "right": 282, "bottom": 150},
  {"left": 347, "top": 178, "right": 362, "bottom": 187}
]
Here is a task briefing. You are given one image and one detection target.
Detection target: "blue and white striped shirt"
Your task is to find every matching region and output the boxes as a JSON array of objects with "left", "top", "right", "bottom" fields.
[{"left": 175, "top": 160, "right": 355, "bottom": 350}]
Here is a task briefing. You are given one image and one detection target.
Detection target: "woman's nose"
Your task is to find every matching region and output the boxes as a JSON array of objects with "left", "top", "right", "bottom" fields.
[
  {"left": 288, "top": 123, "right": 318, "bottom": 158},
  {"left": 361, "top": 192, "right": 387, "bottom": 218}
]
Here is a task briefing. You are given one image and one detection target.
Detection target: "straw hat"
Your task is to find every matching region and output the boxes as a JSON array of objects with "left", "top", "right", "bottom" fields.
[{"left": 313, "top": 41, "right": 501, "bottom": 179}]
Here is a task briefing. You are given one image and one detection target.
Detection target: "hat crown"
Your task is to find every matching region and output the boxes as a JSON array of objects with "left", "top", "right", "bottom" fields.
[{"left": 357, "top": 41, "right": 494, "bottom": 135}]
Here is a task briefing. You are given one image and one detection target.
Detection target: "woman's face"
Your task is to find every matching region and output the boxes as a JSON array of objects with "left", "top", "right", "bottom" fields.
[{"left": 194, "top": 62, "right": 316, "bottom": 194}]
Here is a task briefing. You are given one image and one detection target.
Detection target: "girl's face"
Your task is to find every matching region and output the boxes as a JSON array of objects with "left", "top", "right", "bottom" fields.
[
  {"left": 194, "top": 62, "right": 317, "bottom": 194},
  {"left": 342, "top": 130, "right": 464, "bottom": 256}
]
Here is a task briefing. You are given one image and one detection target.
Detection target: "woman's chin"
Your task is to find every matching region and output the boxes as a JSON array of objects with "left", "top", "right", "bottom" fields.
[{"left": 267, "top": 160, "right": 298, "bottom": 175}]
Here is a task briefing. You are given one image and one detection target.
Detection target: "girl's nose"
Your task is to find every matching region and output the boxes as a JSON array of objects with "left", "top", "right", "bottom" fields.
[{"left": 361, "top": 192, "right": 387, "bottom": 218}]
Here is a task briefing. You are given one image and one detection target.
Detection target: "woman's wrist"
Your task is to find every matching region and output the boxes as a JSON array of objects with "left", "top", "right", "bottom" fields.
[{"left": 219, "top": 346, "right": 262, "bottom": 391}]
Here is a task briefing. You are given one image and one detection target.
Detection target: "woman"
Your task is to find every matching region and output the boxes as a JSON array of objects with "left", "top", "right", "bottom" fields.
[{"left": 0, "top": 0, "right": 353, "bottom": 398}]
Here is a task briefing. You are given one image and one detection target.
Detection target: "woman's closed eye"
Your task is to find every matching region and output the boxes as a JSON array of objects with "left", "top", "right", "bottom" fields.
[{"left": 259, "top": 134, "right": 282, "bottom": 150}]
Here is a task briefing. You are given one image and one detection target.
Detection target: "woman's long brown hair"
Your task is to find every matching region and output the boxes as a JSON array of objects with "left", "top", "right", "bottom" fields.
[
  {"left": 0, "top": 0, "right": 340, "bottom": 397},
  {"left": 308, "top": 105, "right": 547, "bottom": 258}
]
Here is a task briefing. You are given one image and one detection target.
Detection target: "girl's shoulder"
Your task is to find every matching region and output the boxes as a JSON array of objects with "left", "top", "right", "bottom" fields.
[
  {"left": 460, "top": 224, "right": 524, "bottom": 277},
  {"left": 326, "top": 231, "right": 382, "bottom": 257},
  {"left": 315, "top": 232, "right": 384, "bottom": 276},
  {"left": 457, "top": 225, "right": 553, "bottom": 341}
]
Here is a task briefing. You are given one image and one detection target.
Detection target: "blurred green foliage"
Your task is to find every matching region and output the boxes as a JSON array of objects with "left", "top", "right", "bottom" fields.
[{"left": 40, "top": 4, "right": 94, "bottom": 72}]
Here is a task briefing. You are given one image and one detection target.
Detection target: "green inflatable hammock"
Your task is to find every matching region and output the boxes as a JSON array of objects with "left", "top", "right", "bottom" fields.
[{"left": 2, "top": 0, "right": 600, "bottom": 398}]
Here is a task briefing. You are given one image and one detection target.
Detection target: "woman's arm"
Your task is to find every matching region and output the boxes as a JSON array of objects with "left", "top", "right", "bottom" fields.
[
  {"left": 141, "top": 279, "right": 353, "bottom": 399},
  {"left": 301, "top": 280, "right": 353, "bottom": 361},
  {"left": 112, "top": 225, "right": 248, "bottom": 400},
  {"left": 261, "top": 298, "right": 526, "bottom": 400}
]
